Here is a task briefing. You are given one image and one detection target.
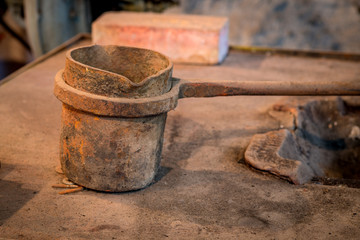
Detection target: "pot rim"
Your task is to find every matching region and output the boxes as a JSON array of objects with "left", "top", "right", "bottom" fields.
[
  {"left": 65, "top": 44, "right": 174, "bottom": 88},
  {"left": 54, "top": 69, "right": 180, "bottom": 117}
]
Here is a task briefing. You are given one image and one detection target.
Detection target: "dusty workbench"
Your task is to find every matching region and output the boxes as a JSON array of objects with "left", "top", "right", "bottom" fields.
[{"left": 0, "top": 35, "right": 359, "bottom": 239}]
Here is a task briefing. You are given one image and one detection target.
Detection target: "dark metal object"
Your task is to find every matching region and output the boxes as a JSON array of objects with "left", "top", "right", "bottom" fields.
[
  {"left": 178, "top": 79, "right": 360, "bottom": 98},
  {"left": 60, "top": 103, "right": 167, "bottom": 192},
  {"left": 64, "top": 45, "right": 173, "bottom": 98},
  {"left": 54, "top": 45, "right": 360, "bottom": 192},
  {"left": 231, "top": 45, "right": 360, "bottom": 62},
  {"left": 55, "top": 72, "right": 360, "bottom": 118},
  {"left": 56, "top": 45, "right": 172, "bottom": 192}
]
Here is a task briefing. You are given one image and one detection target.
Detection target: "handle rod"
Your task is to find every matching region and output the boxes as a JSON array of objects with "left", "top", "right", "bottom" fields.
[{"left": 178, "top": 79, "right": 360, "bottom": 98}]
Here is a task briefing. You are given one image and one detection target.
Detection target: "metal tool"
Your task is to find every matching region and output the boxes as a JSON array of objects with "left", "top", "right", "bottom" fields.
[{"left": 54, "top": 45, "right": 360, "bottom": 192}]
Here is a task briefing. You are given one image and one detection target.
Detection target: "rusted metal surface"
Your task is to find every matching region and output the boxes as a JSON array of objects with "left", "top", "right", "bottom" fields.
[
  {"left": 56, "top": 45, "right": 174, "bottom": 191},
  {"left": 60, "top": 104, "right": 167, "bottom": 192},
  {"left": 178, "top": 79, "right": 360, "bottom": 98},
  {"left": 54, "top": 70, "right": 180, "bottom": 117},
  {"left": 64, "top": 45, "right": 173, "bottom": 98},
  {"left": 54, "top": 44, "right": 360, "bottom": 192},
  {"left": 55, "top": 71, "right": 360, "bottom": 119}
]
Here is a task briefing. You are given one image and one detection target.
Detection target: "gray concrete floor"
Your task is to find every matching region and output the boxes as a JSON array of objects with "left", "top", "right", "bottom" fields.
[{"left": 0, "top": 38, "right": 359, "bottom": 239}]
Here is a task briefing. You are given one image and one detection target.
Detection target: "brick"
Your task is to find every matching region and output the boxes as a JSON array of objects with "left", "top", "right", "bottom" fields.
[{"left": 92, "top": 12, "right": 229, "bottom": 65}]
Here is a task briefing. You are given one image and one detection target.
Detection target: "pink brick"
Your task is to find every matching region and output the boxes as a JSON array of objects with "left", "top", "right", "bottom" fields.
[{"left": 92, "top": 12, "right": 229, "bottom": 64}]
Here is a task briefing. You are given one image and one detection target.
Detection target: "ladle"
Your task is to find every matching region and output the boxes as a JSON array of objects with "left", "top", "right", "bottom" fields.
[{"left": 54, "top": 45, "right": 360, "bottom": 192}]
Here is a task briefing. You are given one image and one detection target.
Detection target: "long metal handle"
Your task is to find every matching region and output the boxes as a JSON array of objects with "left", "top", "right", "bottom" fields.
[{"left": 178, "top": 78, "right": 360, "bottom": 98}]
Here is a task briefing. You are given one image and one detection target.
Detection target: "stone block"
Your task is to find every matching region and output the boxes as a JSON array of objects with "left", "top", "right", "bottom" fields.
[{"left": 92, "top": 12, "right": 229, "bottom": 64}]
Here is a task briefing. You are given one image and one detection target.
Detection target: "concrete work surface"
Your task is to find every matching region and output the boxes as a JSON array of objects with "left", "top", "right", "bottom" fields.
[{"left": 1, "top": 36, "right": 360, "bottom": 239}]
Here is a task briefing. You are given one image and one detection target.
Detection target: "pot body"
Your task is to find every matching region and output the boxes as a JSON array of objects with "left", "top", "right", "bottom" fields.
[
  {"left": 60, "top": 104, "right": 167, "bottom": 192},
  {"left": 56, "top": 45, "right": 174, "bottom": 192}
]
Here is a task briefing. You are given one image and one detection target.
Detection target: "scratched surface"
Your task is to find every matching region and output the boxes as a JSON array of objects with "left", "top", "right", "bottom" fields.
[{"left": 0, "top": 38, "right": 359, "bottom": 239}]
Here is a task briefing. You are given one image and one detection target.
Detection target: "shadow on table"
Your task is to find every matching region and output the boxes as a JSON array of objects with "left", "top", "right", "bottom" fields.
[{"left": 0, "top": 163, "right": 36, "bottom": 225}]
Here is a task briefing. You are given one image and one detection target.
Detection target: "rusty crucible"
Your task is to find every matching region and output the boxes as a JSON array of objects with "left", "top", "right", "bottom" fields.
[{"left": 54, "top": 45, "right": 360, "bottom": 192}]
